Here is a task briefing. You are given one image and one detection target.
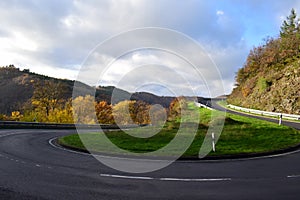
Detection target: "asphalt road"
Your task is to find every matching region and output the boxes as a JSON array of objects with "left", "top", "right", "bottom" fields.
[{"left": 0, "top": 127, "right": 300, "bottom": 200}]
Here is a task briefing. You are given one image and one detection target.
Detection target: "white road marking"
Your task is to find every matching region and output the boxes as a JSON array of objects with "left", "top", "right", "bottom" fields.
[
  {"left": 100, "top": 174, "right": 231, "bottom": 182},
  {"left": 48, "top": 137, "right": 91, "bottom": 156},
  {"left": 159, "top": 177, "right": 231, "bottom": 182},
  {"left": 49, "top": 137, "right": 173, "bottom": 162},
  {"left": 100, "top": 174, "right": 154, "bottom": 180},
  {"left": 287, "top": 175, "right": 300, "bottom": 178}
]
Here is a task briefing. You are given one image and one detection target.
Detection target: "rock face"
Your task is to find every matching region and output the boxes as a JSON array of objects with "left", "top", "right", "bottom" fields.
[{"left": 228, "top": 59, "right": 300, "bottom": 115}]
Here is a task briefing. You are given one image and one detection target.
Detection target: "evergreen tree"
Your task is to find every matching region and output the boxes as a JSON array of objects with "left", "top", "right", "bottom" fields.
[{"left": 280, "top": 8, "right": 300, "bottom": 37}]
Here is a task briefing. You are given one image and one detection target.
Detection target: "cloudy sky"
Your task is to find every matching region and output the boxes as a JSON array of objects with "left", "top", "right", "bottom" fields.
[{"left": 1, "top": 0, "right": 300, "bottom": 97}]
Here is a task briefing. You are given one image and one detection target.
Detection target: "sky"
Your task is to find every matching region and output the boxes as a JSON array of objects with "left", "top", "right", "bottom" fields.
[{"left": 1, "top": 0, "right": 300, "bottom": 97}]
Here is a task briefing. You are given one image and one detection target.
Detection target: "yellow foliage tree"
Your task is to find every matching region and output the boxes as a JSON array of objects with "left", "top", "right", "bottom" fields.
[
  {"left": 112, "top": 100, "right": 136, "bottom": 125},
  {"left": 47, "top": 99, "right": 74, "bottom": 123},
  {"left": 73, "top": 95, "right": 97, "bottom": 124},
  {"left": 11, "top": 111, "right": 23, "bottom": 121},
  {"left": 112, "top": 100, "right": 156, "bottom": 125}
]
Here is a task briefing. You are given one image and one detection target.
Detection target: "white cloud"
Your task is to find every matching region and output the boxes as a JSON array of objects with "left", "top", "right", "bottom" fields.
[
  {"left": 216, "top": 10, "right": 224, "bottom": 16},
  {"left": 11, "top": 32, "right": 39, "bottom": 51},
  {"left": 77, "top": 41, "right": 227, "bottom": 97},
  {"left": 1, "top": 0, "right": 300, "bottom": 96}
]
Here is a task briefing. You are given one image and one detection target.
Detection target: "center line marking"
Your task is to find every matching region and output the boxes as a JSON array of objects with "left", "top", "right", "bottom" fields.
[
  {"left": 100, "top": 174, "right": 153, "bottom": 180},
  {"left": 100, "top": 174, "right": 231, "bottom": 182},
  {"left": 287, "top": 175, "right": 300, "bottom": 178},
  {"left": 159, "top": 177, "right": 232, "bottom": 182}
]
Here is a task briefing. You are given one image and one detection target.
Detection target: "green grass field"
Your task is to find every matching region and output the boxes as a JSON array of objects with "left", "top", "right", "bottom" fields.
[{"left": 58, "top": 104, "right": 300, "bottom": 158}]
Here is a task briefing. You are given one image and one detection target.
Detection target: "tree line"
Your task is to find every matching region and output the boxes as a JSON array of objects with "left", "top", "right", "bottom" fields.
[{"left": 1, "top": 80, "right": 187, "bottom": 125}]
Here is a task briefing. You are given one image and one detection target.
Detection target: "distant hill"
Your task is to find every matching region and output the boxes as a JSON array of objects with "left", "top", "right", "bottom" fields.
[
  {"left": 0, "top": 65, "right": 175, "bottom": 115},
  {"left": 131, "top": 92, "right": 174, "bottom": 108},
  {"left": 228, "top": 9, "right": 300, "bottom": 114},
  {"left": 0, "top": 65, "right": 73, "bottom": 115}
]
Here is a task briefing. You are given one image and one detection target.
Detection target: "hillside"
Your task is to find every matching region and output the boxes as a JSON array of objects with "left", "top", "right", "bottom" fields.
[
  {"left": 0, "top": 65, "right": 74, "bottom": 115},
  {"left": 228, "top": 9, "right": 300, "bottom": 114},
  {"left": 0, "top": 65, "right": 174, "bottom": 115}
]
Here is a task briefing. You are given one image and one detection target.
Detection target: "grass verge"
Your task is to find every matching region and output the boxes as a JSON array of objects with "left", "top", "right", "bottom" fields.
[{"left": 58, "top": 105, "right": 300, "bottom": 158}]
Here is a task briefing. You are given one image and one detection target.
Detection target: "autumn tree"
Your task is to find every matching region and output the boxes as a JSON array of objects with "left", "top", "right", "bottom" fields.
[
  {"left": 112, "top": 100, "right": 155, "bottom": 125},
  {"left": 112, "top": 100, "right": 136, "bottom": 125},
  {"left": 0, "top": 114, "right": 8, "bottom": 121},
  {"left": 149, "top": 104, "right": 167, "bottom": 125},
  {"left": 168, "top": 97, "right": 188, "bottom": 121},
  {"left": 47, "top": 98, "right": 74, "bottom": 123},
  {"left": 95, "top": 101, "right": 114, "bottom": 124},
  {"left": 11, "top": 111, "right": 23, "bottom": 121},
  {"left": 73, "top": 95, "right": 97, "bottom": 124},
  {"left": 31, "top": 80, "right": 67, "bottom": 119},
  {"left": 131, "top": 101, "right": 151, "bottom": 124}
]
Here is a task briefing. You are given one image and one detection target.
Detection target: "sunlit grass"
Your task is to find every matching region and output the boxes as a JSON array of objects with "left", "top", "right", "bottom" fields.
[{"left": 58, "top": 104, "right": 300, "bottom": 158}]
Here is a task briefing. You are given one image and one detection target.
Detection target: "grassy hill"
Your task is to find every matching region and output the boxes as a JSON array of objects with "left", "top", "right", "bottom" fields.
[
  {"left": 0, "top": 65, "right": 175, "bottom": 115},
  {"left": 228, "top": 9, "right": 300, "bottom": 115}
]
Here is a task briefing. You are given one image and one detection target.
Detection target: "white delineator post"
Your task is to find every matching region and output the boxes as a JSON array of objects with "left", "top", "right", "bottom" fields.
[
  {"left": 212, "top": 132, "right": 216, "bottom": 152},
  {"left": 279, "top": 113, "right": 282, "bottom": 125}
]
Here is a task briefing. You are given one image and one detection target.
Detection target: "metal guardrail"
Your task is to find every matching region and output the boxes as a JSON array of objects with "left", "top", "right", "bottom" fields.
[
  {"left": 0, "top": 121, "right": 145, "bottom": 129},
  {"left": 194, "top": 102, "right": 213, "bottom": 110},
  {"left": 227, "top": 104, "right": 300, "bottom": 121}
]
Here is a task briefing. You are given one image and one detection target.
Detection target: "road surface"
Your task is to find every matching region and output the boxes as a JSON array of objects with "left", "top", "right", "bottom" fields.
[{"left": 0, "top": 128, "right": 300, "bottom": 199}]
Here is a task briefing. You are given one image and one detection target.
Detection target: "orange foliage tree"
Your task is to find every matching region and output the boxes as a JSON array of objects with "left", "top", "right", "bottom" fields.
[{"left": 95, "top": 101, "right": 114, "bottom": 124}]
